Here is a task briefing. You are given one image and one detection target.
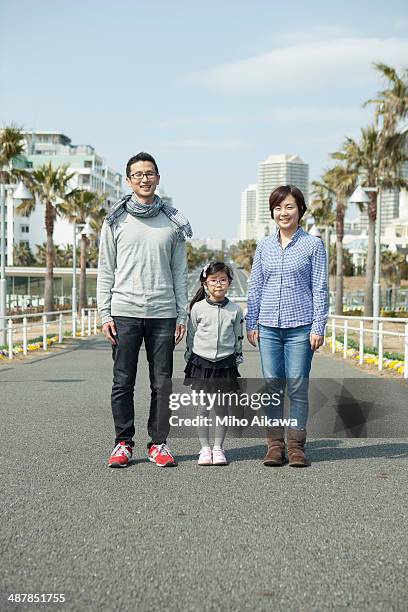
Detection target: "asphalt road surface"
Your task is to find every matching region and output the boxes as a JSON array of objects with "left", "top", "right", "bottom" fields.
[{"left": 1, "top": 336, "right": 407, "bottom": 612}]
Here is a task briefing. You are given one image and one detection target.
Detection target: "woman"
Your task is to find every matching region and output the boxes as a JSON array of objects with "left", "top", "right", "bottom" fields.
[{"left": 246, "top": 185, "right": 328, "bottom": 467}]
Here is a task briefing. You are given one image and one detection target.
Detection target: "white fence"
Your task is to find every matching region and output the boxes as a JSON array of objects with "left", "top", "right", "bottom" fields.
[
  {"left": 328, "top": 315, "right": 408, "bottom": 379},
  {"left": 0, "top": 309, "right": 99, "bottom": 360}
]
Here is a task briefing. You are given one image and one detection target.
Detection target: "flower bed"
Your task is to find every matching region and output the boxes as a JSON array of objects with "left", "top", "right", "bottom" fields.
[
  {"left": 0, "top": 330, "right": 85, "bottom": 360},
  {"left": 326, "top": 337, "right": 405, "bottom": 375}
]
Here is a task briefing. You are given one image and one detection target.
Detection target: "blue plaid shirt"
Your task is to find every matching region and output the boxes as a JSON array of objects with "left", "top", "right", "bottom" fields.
[{"left": 246, "top": 226, "right": 329, "bottom": 335}]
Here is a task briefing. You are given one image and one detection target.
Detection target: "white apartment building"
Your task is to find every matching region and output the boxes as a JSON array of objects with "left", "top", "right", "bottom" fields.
[
  {"left": 239, "top": 184, "right": 257, "bottom": 241},
  {"left": 6, "top": 132, "right": 123, "bottom": 263},
  {"left": 256, "top": 154, "right": 309, "bottom": 238}
]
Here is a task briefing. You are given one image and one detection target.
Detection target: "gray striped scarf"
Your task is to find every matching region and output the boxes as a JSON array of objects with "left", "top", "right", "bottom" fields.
[{"left": 105, "top": 193, "right": 192, "bottom": 240}]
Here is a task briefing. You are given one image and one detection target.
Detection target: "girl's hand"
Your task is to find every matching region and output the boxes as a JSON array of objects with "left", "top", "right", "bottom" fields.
[
  {"left": 310, "top": 334, "right": 324, "bottom": 351},
  {"left": 247, "top": 330, "right": 259, "bottom": 347},
  {"left": 175, "top": 324, "right": 186, "bottom": 345}
]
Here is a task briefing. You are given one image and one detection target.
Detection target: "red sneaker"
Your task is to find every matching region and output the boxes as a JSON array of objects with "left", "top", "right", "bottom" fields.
[
  {"left": 147, "top": 443, "right": 176, "bottom": 467},
  {"left": 108, "top": 441, "right": 133, "bottom": 468}
]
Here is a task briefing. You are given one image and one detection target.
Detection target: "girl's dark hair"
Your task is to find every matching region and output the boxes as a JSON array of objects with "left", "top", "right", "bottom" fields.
[
  {"left": 269, "top": 185, "right": 307, "bottom": 220},
  {"left": 189, "top": 261, "right": 233, "bottom": 310}
]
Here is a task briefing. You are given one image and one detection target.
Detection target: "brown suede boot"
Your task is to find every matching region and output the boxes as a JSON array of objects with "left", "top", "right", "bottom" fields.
[
  {"left": 287, "top": 428, "right": 308, "bottom": 467},
  {"left": 263, "top": 427, "right": 286, "bottom": 466}
]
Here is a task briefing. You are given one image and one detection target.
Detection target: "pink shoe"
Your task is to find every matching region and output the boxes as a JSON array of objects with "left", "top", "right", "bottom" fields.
[
  {"left": 198, "top": 447, "right": 212, "bottom": 466},
  {"left": 212, "top": 448, "right": 228, "bottom": 466}
]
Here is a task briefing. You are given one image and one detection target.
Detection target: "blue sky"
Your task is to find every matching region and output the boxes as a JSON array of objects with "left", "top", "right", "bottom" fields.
[{"left": 1, "top": 0, "right": 407, "bottom": 238}]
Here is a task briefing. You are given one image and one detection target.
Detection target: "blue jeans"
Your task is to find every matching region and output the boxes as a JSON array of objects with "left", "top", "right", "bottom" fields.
[{"left": 258, "top": 324, "right": 313, "bottom": 430}]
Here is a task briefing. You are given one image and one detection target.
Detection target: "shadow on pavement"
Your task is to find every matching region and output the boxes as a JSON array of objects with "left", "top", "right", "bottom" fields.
[
  {"left": 175, "top": 440, "right": 408, "bottom": 464},
  {"left": 308, "top": 439, "right": 408, "bottom": 462}
]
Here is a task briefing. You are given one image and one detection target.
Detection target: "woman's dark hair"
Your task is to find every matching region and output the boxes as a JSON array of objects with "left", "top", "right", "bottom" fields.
[
  {"left": 269, "top": 185, "right": 307, "bottom": 220},
  {"left": 189, "top": 261, "right": 233, "bottom": 310},
  {"left": 126, "top": 152, "right": 159, "bottom": 177}
]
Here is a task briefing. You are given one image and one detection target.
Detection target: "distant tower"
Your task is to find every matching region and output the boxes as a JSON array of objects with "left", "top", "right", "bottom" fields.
[{"left": 239, "top": 184, "right": 257, "bottom": 240}]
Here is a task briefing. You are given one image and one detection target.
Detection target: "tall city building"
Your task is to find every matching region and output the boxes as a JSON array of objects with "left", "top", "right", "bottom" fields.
[
  {"left": 256, "top": 154, "right": 309, "bottom": 238},
  {"left": 6, "top": 131, "right": 123, "bottom": 263},
  {"left": 239, "top": 184, "right": 257, "bottom": 240}
]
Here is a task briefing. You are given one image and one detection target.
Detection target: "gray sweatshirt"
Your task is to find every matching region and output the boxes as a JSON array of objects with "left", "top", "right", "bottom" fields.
[
  {"left": 97, "top": 210, "right": 188, "bottom": 325},
  {"left": 185, "top": 298, "right": 244, "bottom": 364}
]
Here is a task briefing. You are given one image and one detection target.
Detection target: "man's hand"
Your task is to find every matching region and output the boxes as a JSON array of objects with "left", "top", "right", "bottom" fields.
[
  {"left": 175, "top": 324, "right": 186, "bottom": 345},
  {"left": 310, "top": 333, "right": 324, "bottom": 352},
  {"left": 102, "top": 321, "right": 117, "bottom": 345},
  {"left": 247, "top": 330, "right": 259, "bottom": 347}
]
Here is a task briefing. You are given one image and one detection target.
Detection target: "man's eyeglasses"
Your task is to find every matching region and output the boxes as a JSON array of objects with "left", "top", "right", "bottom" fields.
[
  {"left": 207, "top": 279, "right": 229, "bottom": 286},
  {"left": 129, "top": 171, "right": 157, "bottom": 181}
]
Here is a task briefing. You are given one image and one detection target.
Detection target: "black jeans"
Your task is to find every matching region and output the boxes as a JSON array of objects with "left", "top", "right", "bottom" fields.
[{"left": 111, "top": 316, "right": 176, "bottom": 446}]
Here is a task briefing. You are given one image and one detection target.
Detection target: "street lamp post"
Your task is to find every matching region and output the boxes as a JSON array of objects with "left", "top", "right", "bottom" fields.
[
  {"left": 350, "top": 184, "right": 380, "bottom": 346},
  {"left": 72, "top": 221, "right": 77, "bottom": 337},
  {"left": 72, "top": 217, "right": 94, "bottom": 337},
  {"left": 0, "top": 181, "right": 33, "bottom": 346}
]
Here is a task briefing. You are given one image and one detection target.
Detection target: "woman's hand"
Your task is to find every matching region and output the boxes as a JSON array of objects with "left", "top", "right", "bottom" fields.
[
  {"left": 310, "top": 333, "right": 324, "bottom": 351},
  {"left": 247, "top": 330, "right": 259, "bottom": 347}
]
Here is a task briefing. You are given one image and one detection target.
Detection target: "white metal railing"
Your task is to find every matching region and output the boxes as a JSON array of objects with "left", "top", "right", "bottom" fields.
[
  {"left": 0, "top": 308, "right": 99, "bottom": 360},
  {"left": 328, "top": 314, "right": 408, "bottom": 379}
]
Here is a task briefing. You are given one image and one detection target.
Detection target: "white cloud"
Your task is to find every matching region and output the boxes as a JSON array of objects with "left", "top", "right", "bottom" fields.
[
  {"left": 189, "top": 38, "right": 408, "bottom": 94},
  {"left": 155, "top": 139, "right": 251, "bottom": 151},
  {"left": 158, "top": 107, "right": 369, "bottom": 128}
]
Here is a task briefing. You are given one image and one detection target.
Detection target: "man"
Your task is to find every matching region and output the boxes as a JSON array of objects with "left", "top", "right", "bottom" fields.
[{"left": 97, "top": 152, "right": 191, "bottom": 468}]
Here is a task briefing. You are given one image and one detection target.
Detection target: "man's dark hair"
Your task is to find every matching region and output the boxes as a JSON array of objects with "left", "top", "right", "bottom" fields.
[
  {"left": 126, "top": 152, "right": 159, "bottom": 177},
  {"left": 269, "top": 185, "right": 307, "bottom": 220}
]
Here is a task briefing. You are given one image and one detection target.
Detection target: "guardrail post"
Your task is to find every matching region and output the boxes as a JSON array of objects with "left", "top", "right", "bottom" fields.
[
  {"left": 378, "top": 321, "right": 383, "bottom": 371},
  {"left": 359, "top": 320, "right": 364, "bottom": 365},
  {"left": 81, "top": 309, "right": 85, "bottom": 337},
  {"left": 87, "top": 309, "right": 91, "bottom": 336},
  {"left": 8, "top": 319, "right": 13, "bottom": 359},
  {"left": 343, "top": 319, "right": 348, "bottom": 358},
  {"left": 23, "top": 317, "right": 28, "bottom": 356},
  {"left": 58, "top": 313, "right": 63, "bottom": 343},
  {"left": 93, "top": 310, "right": 97, "bottom": 335},
  {"left": 42, "top": 314, "right": 47, "bottom": 350},
  {"left": 404, "top": 321, "right": 408, "bottom": 379},
  {"left": 332, "top": 318, "right": 336, "bottom": 353}
]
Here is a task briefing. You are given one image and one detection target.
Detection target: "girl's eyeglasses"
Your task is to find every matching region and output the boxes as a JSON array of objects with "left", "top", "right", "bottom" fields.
[{"left": 207, "top": 279, "right": 229, "bottom": 286}]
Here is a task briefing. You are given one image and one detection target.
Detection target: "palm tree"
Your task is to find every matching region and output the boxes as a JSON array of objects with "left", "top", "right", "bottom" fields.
[
  {"left": 13, "top": 242, "right": 35, "bottom": 266},
  {"left": 0, "top": 124, "right": 26, "bottom": 184},
  {"left": 365, "top": 63, "right": 408, "bottom": 139},
  {"left": 17, "top": 162, "right": 74, "bottom": 313},
  {"left": 333, "top": 125, "right": 408, "bottom": 315},
  {"left": 59, "top": 189, "right": 104, "bottom": 311},
  {"left": 325, "top": 166, "right": 357, "bottom": 314},
  {"left": 381, "top": 251, "right": 406, "bottom": 310}
]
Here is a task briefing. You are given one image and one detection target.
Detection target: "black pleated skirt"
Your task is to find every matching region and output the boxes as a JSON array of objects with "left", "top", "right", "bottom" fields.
[{"left": 184, "top": 352, "right": 240, "bottom": 391}]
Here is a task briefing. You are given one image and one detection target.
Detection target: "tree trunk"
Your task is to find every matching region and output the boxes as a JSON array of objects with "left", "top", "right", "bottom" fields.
[
  {"left": 79, "top": 234, "right": 88, "bottom": 312},
  {"left": 44, "top": 201, "right": 55, "bottom": 316},
  {"left": 364, "top": 193, "right": 377, "bottom": 316},
  {"left": 335, "top": 202, "right": 345, "bottom": 315}
]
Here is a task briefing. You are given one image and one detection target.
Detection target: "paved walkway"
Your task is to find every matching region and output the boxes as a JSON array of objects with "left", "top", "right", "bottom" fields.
[{"left": 1, "top": 337, "right": 407, "bottom": 611}]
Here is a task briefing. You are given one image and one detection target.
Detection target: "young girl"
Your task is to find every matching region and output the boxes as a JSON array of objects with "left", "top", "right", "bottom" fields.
[{"left": 184, "top": 261, "right": 244, "bottom": 466}]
